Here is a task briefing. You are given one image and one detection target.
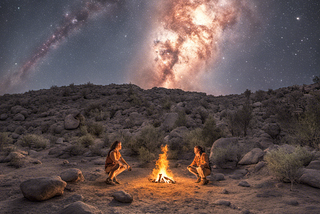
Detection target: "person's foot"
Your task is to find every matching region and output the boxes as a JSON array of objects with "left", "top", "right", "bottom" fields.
[
  {"left": 195, "top": 177, "right": 201, "bottom": 183},
  {"left": 200, "top": 178, "right": 209, "bottom": 185},
  {"left": 105, "top": 177, "right": 115, "bottom": 185},
  {"left": 113, "top": 177, "right": 120, "bottom": 184}
]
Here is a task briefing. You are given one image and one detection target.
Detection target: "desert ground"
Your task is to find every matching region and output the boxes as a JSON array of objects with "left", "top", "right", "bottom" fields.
[{"left": 1, "top": 149, "right": 320, "bottom": 214}]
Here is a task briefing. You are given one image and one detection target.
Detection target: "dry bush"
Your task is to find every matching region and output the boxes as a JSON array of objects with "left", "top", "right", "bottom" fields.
[
  {"left": 79, "top": 134, "right": 95, "bottom": 148},
  {"left": 0, "top": 132, "right": 13, "bottom": 149},
  {"left": 19, "top": 134, "right": 49, "bottom": 150},
  {"left": 174, "top": 111, "right": 187, "bottom": 127},
  {"left": 65, "top": 143, "right": 87, "bottom": 156},
  {"left": 265, "top": 146, "right": 313, "bottom": 190},
  {"left": 138, "top": 146, "right": 156, "bottom": 162},
  {"left": 90, "top": 141, "right": 108, "bottom": 157},
  {"left": 227, "top": 103, "right": 253, "bottom": 137},
  {"left": 86, "top": 122, "right": 104, "bottom": 137}
]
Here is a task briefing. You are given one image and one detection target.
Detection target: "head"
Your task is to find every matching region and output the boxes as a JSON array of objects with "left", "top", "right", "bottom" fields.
[
  {"left": 194, "top": 145, "right": 204, "bottom": 156},
  {"left": 108, "top": 141, "right": 122, "bottom": 156}
]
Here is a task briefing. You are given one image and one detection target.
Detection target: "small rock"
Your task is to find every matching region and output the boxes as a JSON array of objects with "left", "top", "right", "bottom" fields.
[
  {"left": 238, "top": 181, "right": 251, "bottom": 187},
  {"left": 285, "top": 200, "right": 299, "bottom": 206},
  {"left": 213, "top": 173, "right": 225, "bottom": 181},
  {"left": 32, "top": 160, "right": 42, "bottom": 165},
  {"left": 64, "top": 194, "right": 84, "bottom": 203},
  {"left": 238, "top": 148, "right": 264, "bottom": 165},
  {"left": 20, "top": 176, "right": 67, "bottom": 201},
  {"left": 56, "top": 138, "right": 64, "bottom": 144},
  {"left": 214, "top": 199, "right": 231, "bottom": 206},
  {"left": 112, "top": 190, "right": 133, "bottom": 203},
  {"left": 93, "top": 160, "right": 105, "bottom": 165},
  {"left": 220, "top": 189, "right": 229, "bottom": 194},
  {"left": 254, "top": 161, "right": 266, "bottom": 172},
  {"left": 11, "top": 133, "right": 20, "bottom": 139},
  {"left": 63, "top": 160, "right": 70, "bottom": 165},
  {"left": 0, "top": 113, "right": 8, "bottom": 120},
  {"left": 60, "top": 201, "right": 102, "bottom": 214},
  {"left": 60, "top": 168, "right": 84, "bottom": 182}
]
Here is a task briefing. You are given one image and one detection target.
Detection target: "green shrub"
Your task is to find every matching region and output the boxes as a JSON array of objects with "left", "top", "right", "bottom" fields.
[
  {"left": 202, "top": 115, "right": 223, "bottom": 146},
  {"left": 174, "top": 111, "right": 187, "bottom": 127},
  {"left": 185, "top": 128, "right": 204, "bottom": 149},
  {"left": 138, "top": 146, "right": 156, "bottom": 162},
  {"left": 128, "top": 125, "right": 164, "bottom": 160},
  {"left": 265, "top": 146, "right": 313, "bottom": 190},
  {"left": 227, "top": 103, "right": 253, "bottom": 137},
  {"left": 79, "top": 134, "right": 95, "bottom": 148},
  {"left": 19, "top": 134, "right": 49, "bottom": 150}
]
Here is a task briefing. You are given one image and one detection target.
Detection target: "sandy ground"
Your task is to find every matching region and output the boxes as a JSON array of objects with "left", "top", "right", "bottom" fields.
[{"left": 1, "top": 152, "right": 320, "bottom": 214}]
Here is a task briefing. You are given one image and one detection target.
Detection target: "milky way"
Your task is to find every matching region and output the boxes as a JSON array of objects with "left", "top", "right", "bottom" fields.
[
  {"left": 131, "top": 0, "right": 258, "bottom": 92},
  {"left": 0, "top": 0, "right": 120, "bottom": 94}
]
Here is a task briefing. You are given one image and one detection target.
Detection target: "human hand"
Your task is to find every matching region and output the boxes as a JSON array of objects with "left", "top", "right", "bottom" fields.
[{"left": 127, "top": 165, "right": 132, "bottom": 171}]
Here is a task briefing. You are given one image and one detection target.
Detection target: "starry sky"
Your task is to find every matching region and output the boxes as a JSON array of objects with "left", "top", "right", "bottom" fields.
[{"left": 0, "top": 0, "right": 319, "bottom": 95}]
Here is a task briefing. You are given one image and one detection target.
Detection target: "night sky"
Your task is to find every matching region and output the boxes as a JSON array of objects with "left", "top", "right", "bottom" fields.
[{"left": 0, "top": 0, "right": 319, "bottom": 96}]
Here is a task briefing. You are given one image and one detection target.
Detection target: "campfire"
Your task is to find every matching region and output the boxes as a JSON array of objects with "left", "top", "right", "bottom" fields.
[{"left": 149, "top": 144, "right": 176, "bottom": 184}]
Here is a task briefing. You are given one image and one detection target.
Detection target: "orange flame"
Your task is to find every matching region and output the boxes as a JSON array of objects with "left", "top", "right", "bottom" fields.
[{"left": 152, "top": 144, "right": 174, "bottom": 183}]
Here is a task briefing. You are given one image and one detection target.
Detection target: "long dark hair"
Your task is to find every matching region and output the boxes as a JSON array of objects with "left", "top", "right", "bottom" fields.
[
  {"left": 195, "top": 145, "right": 204, "bottom": 156},
  {"left": 107, "top": 141, "right": 121, "bottom": 156}
]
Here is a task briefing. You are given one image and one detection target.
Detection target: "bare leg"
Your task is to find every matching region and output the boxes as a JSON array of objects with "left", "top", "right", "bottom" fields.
[
  {"left": 196, "top": 166, "right": 211, "bottom": 179},
  {"left": 187, "top": 166, "right": 199, "bottom": 178},
  {"left": 113, "top": 164, "right": 128, "bottom": 178}
]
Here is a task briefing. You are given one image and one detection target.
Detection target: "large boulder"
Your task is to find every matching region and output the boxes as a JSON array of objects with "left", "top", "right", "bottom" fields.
[
  {"left": 20, "top": 176, "right": 67, "bottom": 201},
  {"left": 161, "top": 113, "right": 178, "bottom": 130},
  {"left": 210, "top": 138, "right": 239, "bottom": 169},
  {"left": 300, "top": 169, "right": 320, "bottom": 189},
  {"left": 306, "top": 160, "right": 320, "bottom": 170},
  {"left": 64, "top": 114, "right": 80, "bottom": 130},
  {"left": 238, "top": 148, "right": 264, "bottom": 165},
  {"left": 60, "top": 168, "right": 84, "bottom": 182},
  {"left": 112, "top": 190, "right": 133, "bottom": 203},
  {"left": 60, "top": 201, "right": 102, "bottom": 214},
  {"left": 262, "top": 123, "right": 281, "bottom": 139},
  {"left": 13, "top": 113, "right": 25, "bottom": 121}
]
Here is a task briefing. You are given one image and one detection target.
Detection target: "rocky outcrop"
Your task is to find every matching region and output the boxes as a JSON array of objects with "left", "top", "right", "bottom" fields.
[
  {"left": 300, "top": 169, "right": 320, "bottom": 189},
  {"left": 20, "top": 176, "right": 67, "bottom": 201}
]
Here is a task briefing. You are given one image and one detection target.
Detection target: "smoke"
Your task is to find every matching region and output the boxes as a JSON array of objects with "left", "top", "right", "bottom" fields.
[
  {"left": 130, "top": 0, "right": 258, "bottom": 93},
  {"left": 0, "top": 0, "right": 121, "bottom": 95}
]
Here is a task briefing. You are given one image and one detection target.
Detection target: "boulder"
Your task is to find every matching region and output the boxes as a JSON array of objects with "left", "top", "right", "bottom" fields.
[
  {"left": 262, "top": 123, "right": 281, "bottom": 139},
  {"left": 214, "top": 200, "right": 231, "bottom": 206},
  {"left": 3, "top": 151, "right": 25, "bottom": 163},
  {"left": 238, "top": 148, "right": 264, "bottom": 165},
  {"left": 238, "top": 181, "right": 251, "bottom": 187},
  {"left": 212, "top": 173, "right": 225, "bottom": 181},
  {"left": 254, "top": 161, "right": 266, "bottom": 172},
  {"left": 60, "top": 168, "right": 84, "bottom": 182},
  {"left": 60, "top": 201, "right": 102, "bottom": 214},
  {"left": 0, "top": 113, "right": 8, "bottom": 120},
  {"left": 20, "top": 176, "right": 67, "bottom": 201},
  {"left": 300, "top": 169, "right": 320, "bottom": 189},
  {"left": 161, "top": 113, "right": 178, "bottom": 130},
  {"left": 64, "top": 114, "right": 80, "bottom": 130},
  {"left": 112, "top": 190, "right": 133, "bottom": 203},
  {"left": 258, "top": 138, "right": 274, "bottom": 150},
  {"left": 13, "top": 113, "right": 25, "bottom": 121},
  {"left": 209, "top": 138, "right": 239, "bottom": 169},
  {"left": 306, "top": 160, "right": 320, "bottom": 170}
]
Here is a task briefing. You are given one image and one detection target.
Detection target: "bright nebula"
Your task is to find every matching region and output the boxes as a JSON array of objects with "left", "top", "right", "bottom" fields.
[{"left": 132, "top": 0, "right": 257, "bottom": 92}]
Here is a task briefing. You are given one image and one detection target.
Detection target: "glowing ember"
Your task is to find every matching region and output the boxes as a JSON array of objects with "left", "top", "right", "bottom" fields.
[{"left": 149, "top": 145, "right": 175, "bottom": 184}]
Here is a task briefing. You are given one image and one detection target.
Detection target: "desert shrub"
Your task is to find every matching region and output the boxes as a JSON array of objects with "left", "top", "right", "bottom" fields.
[
  {"left": 65, "top": 143, "right": 86, "bottom": 156},
  {"left": 138, "top": 146, "right": 156, "bottom": 162},
  {"left": 313, "top": 75, "right": 320, "bottom": 84},
  {"left": 227, "top": 103, "right": 253, "bottom": 137},
  {"left": 0, "top": 132, "right": 13, "bottom": 149},
  {"left": 174, "top": 111, "right": 187, "bottom": 127},
  {"left": 210, "top": 144, "right": 241, "bottom": 168},
  {"left": 202, "top": 115, "right": 223, "bottom": 146},
  {"left": 294, "top": 99, "right": 320, "bottom": 148},
  {"left": 109, "top": 130, "right": 132, "bottom": 146},
  {"left": 128, "top": 125, "right": 164, "bottom": 161},
  {"left": 163, "top": 98, "right": 172, "bottom": 110},
  {"left": 185, "top": 128, "right": 204, "bottom": 149},
  {"left": 19, "top": 134, "right": 49, "bottom": 150},
  {"left": 8, "top": 155, "right": 24, "bottom": 168},
  {"left": 86, "top": 122, "right": 104, "bottom": 137},
  {"left": 244, "top": 89, "right": 251, "bottom": 100},
  {"left": 79, "top": 134, "right": 95, "bottom": 148},
  {"left": 80, "top": 126, "right": 88, "bottom": 136},
  {"left": 90, "top": 142, "right": 108, "bottom": 157},
  {"left": 265, "top": 146, "right": 313, "bottom": 190},
  {"left": 254, "top": 90, "right": 267, "bottom": 102}
]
